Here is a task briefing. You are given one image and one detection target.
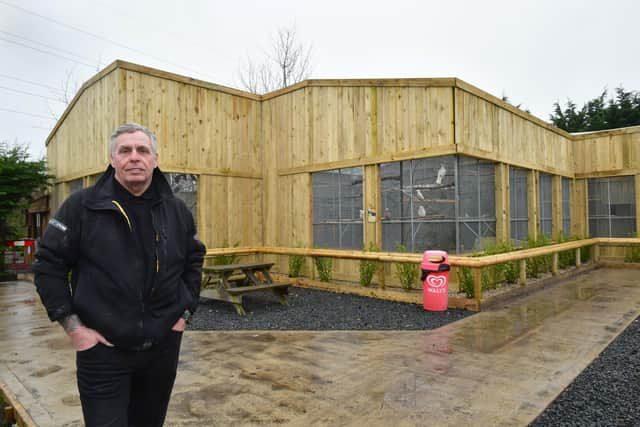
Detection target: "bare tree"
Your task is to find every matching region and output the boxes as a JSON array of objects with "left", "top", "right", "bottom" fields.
[
  {"left": 46, "top": 68, "right": 82, "bottom": 120},
  {"left": 238, "top": 25, "right": 312, "bottom": 94},
  {"left": 48, "top": 57, "right": 103, "bottom": 120}
]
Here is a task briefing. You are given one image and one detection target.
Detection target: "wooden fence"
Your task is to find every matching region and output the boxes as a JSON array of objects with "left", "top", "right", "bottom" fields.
[{"left": 205, "top": 238, "right": 640, "bottom": 311}]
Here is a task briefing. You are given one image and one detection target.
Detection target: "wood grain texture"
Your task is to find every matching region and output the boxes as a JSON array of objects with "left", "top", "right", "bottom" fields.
[{"left": 45, "top": 61, "right": 640, "bottom": 261}]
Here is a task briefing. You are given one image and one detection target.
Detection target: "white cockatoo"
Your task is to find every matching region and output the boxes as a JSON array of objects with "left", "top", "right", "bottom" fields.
[
  {"left": 435, "top": 164, "right": 446, "bottom": 185},
  {"left": 416, "top": 189, "right": 424, "bottom": 200},
  {"left": 417, "top": 205, "right": 426, "bottom": 217}
]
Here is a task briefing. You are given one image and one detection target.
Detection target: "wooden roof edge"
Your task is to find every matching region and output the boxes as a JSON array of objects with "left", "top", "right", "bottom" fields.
[
  {"left": 452, "top": 79, "right": 574, "bottom": 140},
  {"left": 45, "top": 61, "right": 121, "bottom": 146},
  {"left": 570, "top": 125, "right": 640, "bottom": 140},
  {"left": 261, "top": 77, "right": 458, "bottom": 100},
  {"left": 47, "top": 59, "right": 639, "bottom": 149},
  {"left": 45, "top": 60, "right": 262, "bottom": 147},
  {"left": 262, "top": 76, "right": 577, "bottom": 141},
  {"left": 113, "top": 60, "right": 261, "bottom": 100}
]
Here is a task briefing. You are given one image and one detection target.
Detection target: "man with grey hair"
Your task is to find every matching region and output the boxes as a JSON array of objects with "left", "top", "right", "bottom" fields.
[{"left": 34, "top": 123, "right": 205, "bottom": 426}]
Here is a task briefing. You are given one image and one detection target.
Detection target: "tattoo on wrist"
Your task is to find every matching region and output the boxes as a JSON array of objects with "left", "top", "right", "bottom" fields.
[{"left": 59, "top": 314, "right": 84, "bottom": 333}]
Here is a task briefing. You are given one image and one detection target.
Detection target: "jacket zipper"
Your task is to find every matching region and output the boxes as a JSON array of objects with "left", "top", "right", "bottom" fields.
[
  {"left": 112, "top": 200, "right": 145, "bottom": 334},
  {"left": 112, "top": 200, "right": 161, "bottom": 298},
  {"left": 150, "top": 209, "right": 160, "bottom": 296}
]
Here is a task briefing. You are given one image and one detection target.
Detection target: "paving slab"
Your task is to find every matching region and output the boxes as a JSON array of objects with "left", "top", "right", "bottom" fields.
[{"left": 1, "top": 268, "right": 639, "bottom": 426}]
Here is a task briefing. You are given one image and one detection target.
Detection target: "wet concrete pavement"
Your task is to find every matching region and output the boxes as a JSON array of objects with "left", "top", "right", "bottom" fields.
[{"left": 1, "top": 268, "right": 639, "bottom": 426}]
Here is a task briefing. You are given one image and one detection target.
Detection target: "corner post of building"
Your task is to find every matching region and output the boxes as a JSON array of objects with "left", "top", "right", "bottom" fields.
[
  {"left": 363, "top": 164, "right": 384, "bottom": 287},
  {"left": 528, "top": 170, "right": 538, "bottom": 241},
  {"left": 495, "top": 163, "right": 510, "bottom": 243},
  {"left": 572, "top": 178, "right": 589, "bottom": 238}
]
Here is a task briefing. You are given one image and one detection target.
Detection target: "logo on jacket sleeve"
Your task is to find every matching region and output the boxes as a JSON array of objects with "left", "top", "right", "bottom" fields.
[{"left": 48, "top": 218, "right": 68, "bottom": 232}]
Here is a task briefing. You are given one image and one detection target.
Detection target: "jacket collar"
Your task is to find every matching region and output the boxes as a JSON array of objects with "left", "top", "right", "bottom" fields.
[{"left": 84, "top": 165, "right": 173, "bottom": 209}]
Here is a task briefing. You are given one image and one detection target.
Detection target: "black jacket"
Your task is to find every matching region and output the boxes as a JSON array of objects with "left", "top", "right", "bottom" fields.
[{"left": 33, "top": 166, "right": 205, "bottom": 348}]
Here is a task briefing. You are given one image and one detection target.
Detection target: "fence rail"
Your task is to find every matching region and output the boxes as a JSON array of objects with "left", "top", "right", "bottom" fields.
[{"left": 205, "top": 238, "right": 640, "bottom": 310}]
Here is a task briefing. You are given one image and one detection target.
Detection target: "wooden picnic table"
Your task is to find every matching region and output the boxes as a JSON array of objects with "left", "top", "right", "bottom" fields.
[{"left": 200, "top": 262, "right": 289, "bottom": 315}]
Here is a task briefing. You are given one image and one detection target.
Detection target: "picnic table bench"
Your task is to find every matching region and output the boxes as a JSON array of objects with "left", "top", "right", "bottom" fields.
[{"left": 200, "top": 262, "right": 289, "bottom": 315}]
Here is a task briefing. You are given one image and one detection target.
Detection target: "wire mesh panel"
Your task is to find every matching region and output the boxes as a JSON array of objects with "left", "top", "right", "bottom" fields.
[
  {"left": 380, "top": 155, "right": 496, "bottom": 254},
  {"left": 509, "top": 167, "right": 528, "bottom": 245},
  {"left": 562, "top": 177, "right": 571, "bottom": 236},
  {"left": 312, "top": 167, "right": 363, "bottom": 249},
  {"left": 381, "top": 156, "right": 456, "bottom": 252},
  {"left": 458, "top": 156, "right": 496, "bottom": 252},
  {"left": 588, "top": 176, "right": 637, "bottom": 237},
  {"left": 539, "top": 172, "right": 552, "bottom": 237},
  {"left": 164, "top": 173, "right": 198, "bottom": 225}
]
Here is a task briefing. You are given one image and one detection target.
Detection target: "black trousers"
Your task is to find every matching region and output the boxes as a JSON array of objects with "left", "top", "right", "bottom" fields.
[{"left": 76, "top": 330, "right": 183, "bottom": 427}]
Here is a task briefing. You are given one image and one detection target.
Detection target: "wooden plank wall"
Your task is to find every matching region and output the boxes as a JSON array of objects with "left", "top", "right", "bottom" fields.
[
  {"left": 47, "top": 64, "right": 264, "bottom": 249},
  {"left": 573, "top": 127, "right": 640, "bottom": 177},
  {"left": 572, "top": 127, "right": 640, "bottom": 237},
  {"left": 46, "top": 62, "right": 640, "bottom": 288},
  {"left": 119, "top": 69, "right": 263, "bottom": 249},
  {"left": 261, "top": 83, "right": 455, "bottom": 279},
  {"left": 47, "top": 70, "right": 120, "bottom": 212},
  {"left": 120, "top": 69, "right": 261, "bottom": 177},
  {"left": 454, "top": 87, "right": 574, "bottom": 176}
]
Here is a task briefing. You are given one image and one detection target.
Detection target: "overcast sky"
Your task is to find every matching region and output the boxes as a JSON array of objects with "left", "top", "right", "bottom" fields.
[{"left": 1, "top": 0, "right": 638, "bottom": 159}]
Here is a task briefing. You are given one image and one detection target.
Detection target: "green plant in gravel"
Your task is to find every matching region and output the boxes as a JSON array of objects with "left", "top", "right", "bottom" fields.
[
  {"left": 557, "top": 234, "right": 577, "bottom": 269},
  {"left": 288, "top": 251, "right": 305, "bottom": 277},
  {"left": 314, "top": 255, "right": 333, "bottom": 282},
  {"left": 526, "top": 235, "right": 553, "bottom": 278},
  {"left": 394, "top": 244, "right": 419, "bottom": 290},
  {"left": 212, "top": 240, "right": 240, "bottom": 265},
  {"left": 457, "top": 267, "right": 474, "bottom": 298},
  {"left": 359, "top": 242, "right": 380, "bottom": 287},
  {"left": 457, "top": 241, "right": 517, "bottom": 298},
  {"left": 482, "top": 240, "right": 518, "bottom": 287},
  {"left": 502, "top": 261, "right": 518, "bottom": 283}
]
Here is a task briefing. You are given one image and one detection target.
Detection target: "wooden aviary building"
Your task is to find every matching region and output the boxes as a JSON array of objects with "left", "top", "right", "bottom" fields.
[{"left": 46, "top": 60, "right": 640, "bottom": 286}]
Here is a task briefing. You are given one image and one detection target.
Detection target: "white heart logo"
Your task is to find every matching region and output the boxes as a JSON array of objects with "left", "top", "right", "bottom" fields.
[{"left": 427, "top": 275, "right": 446, "bottom": 288}]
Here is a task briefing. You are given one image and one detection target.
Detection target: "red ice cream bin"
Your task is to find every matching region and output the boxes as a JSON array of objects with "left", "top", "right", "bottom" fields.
[{"left": 420, "top": 250, "right": 450, "bottom": 311}]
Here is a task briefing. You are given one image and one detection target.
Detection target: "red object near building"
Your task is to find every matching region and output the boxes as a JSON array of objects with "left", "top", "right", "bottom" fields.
[
  {"left": 3, "top": 239, "right": 37, "bottom": 271},
  {"left": 420, "top": 250, "right": 450, "bottom": 311}
]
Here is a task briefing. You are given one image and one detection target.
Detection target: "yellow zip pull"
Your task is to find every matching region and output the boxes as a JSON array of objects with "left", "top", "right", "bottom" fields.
[{"left": 156, "top": 232, "right": 160, "bottom": 272}]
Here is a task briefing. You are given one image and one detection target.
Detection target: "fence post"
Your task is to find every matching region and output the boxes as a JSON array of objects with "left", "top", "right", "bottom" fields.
[
  {"left": 575, "top": 248, "right": 581, "bottom": 267},
  {"left": 519, "top": 259, "right": 527, "bottom": 285},
  {"left": 593, "top": 244, "right": 600, "bottom": 263},
  {"left": 552, "top": 252, "right": 559, "bottom": 275}
]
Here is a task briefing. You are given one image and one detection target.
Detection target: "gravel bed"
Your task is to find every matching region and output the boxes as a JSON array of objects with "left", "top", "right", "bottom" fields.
[
  {"left": 190, "top": 286, "right": 640, "bottom": 425},
  {"left": 530, "top": 316, "right": 640, "bottom": 427},
  {"left": 190, "top": 286, "right": 472, "bottom": 330}
]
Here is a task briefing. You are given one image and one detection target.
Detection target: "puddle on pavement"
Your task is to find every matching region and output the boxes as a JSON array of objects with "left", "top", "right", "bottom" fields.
[{"left": 450, "top": 283, "right": 602, "bottom": 353}]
